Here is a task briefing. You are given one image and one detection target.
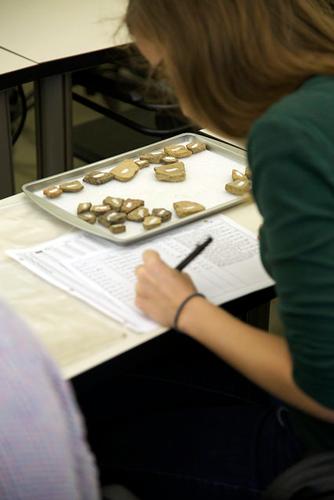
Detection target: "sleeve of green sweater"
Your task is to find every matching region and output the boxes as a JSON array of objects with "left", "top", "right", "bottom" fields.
[{"left": 248, "top": 114, "right": 334, "bottom": 409}]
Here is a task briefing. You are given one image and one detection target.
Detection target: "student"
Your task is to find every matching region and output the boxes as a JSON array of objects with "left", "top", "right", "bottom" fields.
[
  {"left": 0, "top": 300, "right": 100, "bottom": 499},
  {"left": 80, "top": 1, "right": 334, "bottom": 499}
]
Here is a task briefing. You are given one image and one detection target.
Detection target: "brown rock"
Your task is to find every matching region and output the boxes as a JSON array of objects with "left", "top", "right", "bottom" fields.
[
  {"left": 154, "top": 162, "right": 186, "bottom": 182},
  {"left": 103, "top": 196, "right": 124, "bottom": 212},
  {"left": 245, "top": 166, "right": 252, "bottom": 179},
  {"left": 43, "top": 186, "right": 62, "bottom": 198},
  {"left": 59, "top": 180, "right": 84, "bottom": 192},
  {"left": 121, "top": 199, "right": 144, "bottom": 214},
  {"left": 77, "top": 202, "right": 92, "bottom": 214},
  {"left": 140, "top": 151, "right": 166, "bottom": 163},
  {"left": 127, "top": 207, "right": 150, "bottom": 222},
  {"left": 142, "top": 216, "right": 162, "bottom": 230},
  {"left": 161, "top": 156, "right": 177, "bottom": 164},
  {"left": 225, "top": 179, "right": 251, "bottom": 195},
  {"left": 110, "top": 159, "right": 139, "bottom": 181},
  {"left": 151, "top": 208, "right": 172, "bottom": 222},
  {"left": 109, "top": 224, "right": 126, "bottom": 234},
  {"left": 83, "top": 171, "right": 113, "bottom": 185},
  {"left": 186, "top": 141, "right": 206, "bottom": 153},
  {"left": 164, "top": 145, "right": 192, "bottom": 158},
  {"left": 135, "top": 159, "right": 150, "bottom": 169},
  {"left": 98, "top": 211, "right": 126, "bottom": 227},
  {"left": 90, "top": 204, "right": 111, "bottom": 215},
  {"left": 173, "top": 201, "right": 206, "bottom": 218},
  {"left": 78, "top": 212, "right": 96, "bottom": 224},
  {"left": 232, "top": 169, "right": 248, "bottom": 182}
]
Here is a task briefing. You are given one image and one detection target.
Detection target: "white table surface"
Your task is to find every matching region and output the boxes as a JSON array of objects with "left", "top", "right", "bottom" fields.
[
  {"left": 0, "top": 48, "right": 37, "bottom": 75},
  {"left": 0, "top": 192, "right": 262, "bottom": 380},
  {"left": 0, "top": 0, "right": 130, "bottom": 64}
]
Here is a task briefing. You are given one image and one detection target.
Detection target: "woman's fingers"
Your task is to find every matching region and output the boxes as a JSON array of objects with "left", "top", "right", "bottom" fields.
[
  {"left": 135, "top": 252, "right": 167, "bottom": 298},
  {"left": 134, "top": 264, "right": 145, "bottom": 279},
  {"left": 142, "top": 249, "right": 160, "bottom": 264},
  {"left": 136, "top": 250, "right": 172, "bottom": 286},
  {"left": 134, "top": 262, "right": 155, "bottom": 285},
  {"left": 134, "top": 248, "right": 200, "bottom": 326},
  {"left": 135, "top": 250, "right": 163, "bottom": 278},
  {"left": 142, "top": 249, "right": 171, "bottom": 281},
  {"left": 135, "top": 278, "right": 156, "bottom": 298},
  {"left": 136, "top": 250, "right": 196, "bottom": 294}
]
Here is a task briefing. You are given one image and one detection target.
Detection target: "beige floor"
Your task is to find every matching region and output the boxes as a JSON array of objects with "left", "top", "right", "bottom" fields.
[{"left": 11, "top": 83, "right": 284, "bottom": 336}]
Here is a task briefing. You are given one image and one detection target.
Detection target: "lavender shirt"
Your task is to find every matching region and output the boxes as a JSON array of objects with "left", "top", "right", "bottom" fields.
[{"left": 0, "top": 301, "right": 100, "bottom": 499}]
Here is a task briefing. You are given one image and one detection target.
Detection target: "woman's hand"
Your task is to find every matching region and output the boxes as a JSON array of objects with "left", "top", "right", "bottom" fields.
[{"left": 135, "top": 249, "right": 197, "bottom": 326}]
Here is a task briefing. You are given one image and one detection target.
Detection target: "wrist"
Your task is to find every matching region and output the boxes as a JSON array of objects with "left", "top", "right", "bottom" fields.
[{"left": 176, "top": 294, "right": 208, "bottom": 335}]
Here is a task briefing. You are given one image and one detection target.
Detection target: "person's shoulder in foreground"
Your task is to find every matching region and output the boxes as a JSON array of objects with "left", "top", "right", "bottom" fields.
[
  {"left": 246, "top": 74, "right": 334, "bottom": 451},
  {"left": 0, "top": 300, "right": 100, "bottom": 500},
  {"left": 247, "top": 74, "right": 334, "bottom": 221},
  {"left": 248, "top": 74, "right": 334, "bottom": 163}
]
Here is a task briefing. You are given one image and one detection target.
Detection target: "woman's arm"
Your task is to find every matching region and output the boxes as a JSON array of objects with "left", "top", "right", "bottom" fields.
[{"left": 135, "top": 250, "right": 334, "bottom": 424}]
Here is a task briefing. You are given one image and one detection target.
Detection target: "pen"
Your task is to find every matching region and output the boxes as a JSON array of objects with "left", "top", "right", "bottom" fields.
[{"left": 175, "top": 236, "right": 213, "bottom": 271}]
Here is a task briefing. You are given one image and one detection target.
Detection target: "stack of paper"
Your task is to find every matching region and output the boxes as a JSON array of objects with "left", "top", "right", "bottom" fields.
[{"left": 6, "top": 214, "right": 274, "bottom": 334}]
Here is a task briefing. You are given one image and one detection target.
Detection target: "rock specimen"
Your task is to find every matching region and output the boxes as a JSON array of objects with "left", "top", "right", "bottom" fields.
[
  {"left": 110, "top": 159, "right": 139, "bottom": 181},
  {"left": 109, "top": 224, "right": 126, "bottom": 234},
  {"left": 154, "top": 162, "right": 186, "bottom": 182},
  {"left": 232, "top": 169, "right": 248, "bottom": 182},
  {"left": 83, "top": 170, "right": 113, "bottom": 185},
  {"left": 59, "top": 180, "right": 83, "bottom": 192},
  {"left": 78, "top": 212, "right": 96, "bottom": 224},
  {"left": 245, "top": 166, "right": 252, "bottom": 179},
  {"left": 164, "top": 145, "right": 192, "bottom": 158},
  {"left": 142, "top": 216, "right": 162, "bottom": 230},
  {"left": 186, "top": 141, "right": 206, "bottom": 153},
  {"left": 90, "top": 204, "right": 111, "bottom": 215},
  {"left": 127, "top": 207, "right": 150, "bottom": 222},
  {"left": 121, "top": 199, "right": 144, "bottom": 214},
  {"left": 161, "top": 156, "right": 177, "bottom": 164},
  {"left": 139, "top": 151, "right": 166, "bottom": 163},
  {"left": 98, "top": 211, "right": 126, "bottom": 227},
  {"left": 43, "top": 186, "right": 62, "bottom": 198},
  {"left": 103, "top": 196, "right": 124, "bottom": 212},
  {"left": 135, "top": 159, "right": 150, "bottom": 169},
  {"left": 77, "top": 202, "right": 92, "bottom": 214},
  {"left": 151, "top": 208, "right": 172, "bottom": 222},
  {"left": 225, "top": 179, "right": 251, "bottom": 195},
  {"left": 173, "top": 201, "right": 206, "bottom": 218}
]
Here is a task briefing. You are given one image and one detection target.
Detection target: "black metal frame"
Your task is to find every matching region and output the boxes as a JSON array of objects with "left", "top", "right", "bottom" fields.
[{"left": 72, "top": 91, "right": 193, "bottom": 138}]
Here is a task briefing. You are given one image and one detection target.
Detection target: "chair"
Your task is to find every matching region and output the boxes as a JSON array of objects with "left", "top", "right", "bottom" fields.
[
  {"left": 262, "top": 451, "right": 334, "bottom": 499},
  {"left": 102, "top": 451, "right": 334, "bottom": 500}
]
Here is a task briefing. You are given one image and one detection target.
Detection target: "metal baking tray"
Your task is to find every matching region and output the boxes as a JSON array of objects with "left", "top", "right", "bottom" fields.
[{"left": 22, "top": 133, "right": 249, "bottom": 245}]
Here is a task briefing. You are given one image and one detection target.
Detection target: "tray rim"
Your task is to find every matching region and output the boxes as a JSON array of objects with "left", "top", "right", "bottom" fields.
[{"left": 22, "top": 133, "right": 249, "bottom": 246}]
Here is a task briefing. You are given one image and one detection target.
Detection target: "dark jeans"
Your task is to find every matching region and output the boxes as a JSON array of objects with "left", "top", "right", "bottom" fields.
[{"left": 77, "top": 334, "right": 306, "bottom": 500}]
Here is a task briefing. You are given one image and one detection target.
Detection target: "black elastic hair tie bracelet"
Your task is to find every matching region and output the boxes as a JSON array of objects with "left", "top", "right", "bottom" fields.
[{"left": 174, "top": 292, "right": 205, "bottom": 332}]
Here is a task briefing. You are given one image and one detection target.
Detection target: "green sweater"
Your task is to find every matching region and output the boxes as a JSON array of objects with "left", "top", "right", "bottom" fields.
[{"left": 247, "top": 75, "right": 334, "bottom": 452}]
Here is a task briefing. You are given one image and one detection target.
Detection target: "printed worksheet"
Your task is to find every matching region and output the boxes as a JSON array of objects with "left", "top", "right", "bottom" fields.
[{"left": 7, "top": 214, "right": 274, "bottom": 333}]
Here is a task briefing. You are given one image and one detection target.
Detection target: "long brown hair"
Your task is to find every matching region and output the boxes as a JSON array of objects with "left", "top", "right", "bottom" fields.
[{"left": 125, "top": 0, "right": 334, "bottom": 137}]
